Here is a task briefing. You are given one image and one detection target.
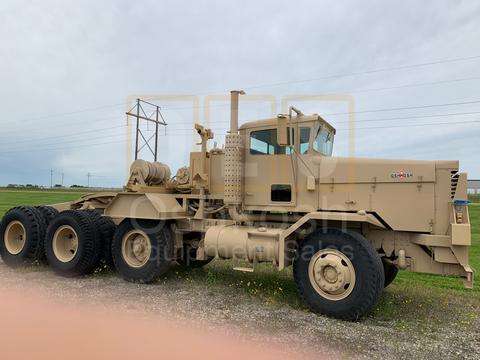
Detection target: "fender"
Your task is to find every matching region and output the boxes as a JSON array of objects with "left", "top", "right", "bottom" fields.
[
  {"left": 104, "top": 193, "right": 187, "bottom": 220},
  {"left": 277, "top": 211, "right": 386, "bottom": 270}
]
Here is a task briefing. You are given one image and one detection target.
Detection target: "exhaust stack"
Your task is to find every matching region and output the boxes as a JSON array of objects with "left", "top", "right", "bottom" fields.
[
  {"left": 224, "top": 90, "right": 245, "bottom": 209},
  {"left": 229, "top": 90, "right": 245, "bottom": 134}
]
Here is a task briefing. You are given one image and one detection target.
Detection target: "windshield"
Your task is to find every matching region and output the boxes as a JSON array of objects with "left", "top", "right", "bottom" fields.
[{"left": 312, "top": 123, "right": 334, "bottom": 156}]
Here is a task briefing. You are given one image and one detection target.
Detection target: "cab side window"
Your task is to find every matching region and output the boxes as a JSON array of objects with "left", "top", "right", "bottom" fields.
[
  {"left": 250, "top": 129, "right": 293, "bottom": 155},
  {"left": 300, "top": 127, "right": 311, "bottom": 154}
]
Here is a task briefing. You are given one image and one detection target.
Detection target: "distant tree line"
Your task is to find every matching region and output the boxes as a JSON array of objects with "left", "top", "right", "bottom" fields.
[{"left": 6, "top": 184, "right": 88, "bottom": 189}]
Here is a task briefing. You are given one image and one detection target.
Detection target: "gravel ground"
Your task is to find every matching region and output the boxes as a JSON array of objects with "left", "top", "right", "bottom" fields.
[{"left": 0, "top": 261, "right": 478, "bottom": 359}]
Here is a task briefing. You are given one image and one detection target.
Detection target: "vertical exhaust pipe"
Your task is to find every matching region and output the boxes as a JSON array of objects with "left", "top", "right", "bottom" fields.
[
  {"left": 224, "top": 90, "right": 245, "bottom": 209},
  {"left": 230, "top": 90, "right": 245, "bottom": 134},
  {"left": 224, "top": 90, "right": 254, "bottom": 222}
]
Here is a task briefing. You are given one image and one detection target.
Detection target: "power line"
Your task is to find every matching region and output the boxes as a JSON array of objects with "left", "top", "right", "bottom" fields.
[
  {"left": 323, "top": 99, "right": 480, "bottom": 117},
  {"left": 18, "top": 102, "right": 125, "bottom": 124},
  {"left": 1, "top": 132, "right": 127, "bottom": 152},
  {"left": 333, "top": 110, "right": 480, "bottom": 124},
  {"left": 2, "top": 104, "right": 480, "bottom": 151},
  {"left": 0, "top": 139, "right": 127, "bottom": 155},
  {"left": 337, "top": 119, "right": 480, "bottom": 131},
  {"left": 3, "top": 108, "right": 480, "bottom": 152},
  {"left": 0, "top": 124, "right": 127, "bottom": 146},
  {"left": 145, "top": 75, "right": 480, "bottom": 114},
  {"left": 344, "top": 75, "right": 480, "bottom": 95},
  {"left": 0, "top": 118, "right": 479, "bottom": 156},
  {"left": 241, "top": 54, "right": 480, "bottom": 91},
  {"left": 8, "top": 93, "right": 479, "bottom": 134},
  {"left": 163, "top": 98, "right": 480, "bottom": 125},
  {"left": 7, "top": 54, "right": 480, "bottom": 124},
  {"left": 0, "top": 115, "right": 121, "bottom": 136},
  {"left": 166, "top": 108, "right": 480, "bottom": 129}
]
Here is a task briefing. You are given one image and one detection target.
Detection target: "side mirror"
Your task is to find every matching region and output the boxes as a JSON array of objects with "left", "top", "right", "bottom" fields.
[{"left": 277, "top": 116, "right": 289, "bottom": 146}]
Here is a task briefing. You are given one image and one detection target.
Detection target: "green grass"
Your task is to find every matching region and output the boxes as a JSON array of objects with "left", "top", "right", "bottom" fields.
[
  {"left": 1, "top": 189, "right": 479, "bottom": 328},
  {"left": 469, "top": 193, "right": 479, "bottom": 203},
  {"left": 0, "top": 189, "right": 85, "bottom": 217}
]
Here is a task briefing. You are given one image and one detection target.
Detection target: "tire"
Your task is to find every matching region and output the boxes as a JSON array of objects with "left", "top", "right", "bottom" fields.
[
  {"left": 178, "top": 245, "right": 213, "bottom": 269},
  {"left": 87, "top": 211, "right": 116, "bottom": 266},
  {"left": 45, "top": 210, "right": 102, "bottom": 277},
  {"left": 293, "top": 228, "right": 384, "bottom": 321},
  {"left": 35, "top": 206, "right": 59, "bottom": 224},
  {"left": 0, "top": 206, "right": 47, "bottom": 266},
  {"left": 112, "top": 219, "right": 173, "bottom": 283},
  {"left": 382, "top": 258, "right": 399, "bottom": 288},
  {"left": 34, "top": 206, "right": 60, "bottom": 262}
]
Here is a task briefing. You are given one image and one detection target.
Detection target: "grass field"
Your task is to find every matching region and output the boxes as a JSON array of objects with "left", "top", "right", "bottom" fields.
[
  {"left": 0, "top": 189, "right": 87, "bottom": 216},
  {"left": 0, "top": 188, "right": 478, "bottom": 329}
]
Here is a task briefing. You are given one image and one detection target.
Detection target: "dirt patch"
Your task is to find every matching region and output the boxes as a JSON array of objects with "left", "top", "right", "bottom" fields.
[{"left": 0, "top": 261, "right": 478, "bottom": 359}]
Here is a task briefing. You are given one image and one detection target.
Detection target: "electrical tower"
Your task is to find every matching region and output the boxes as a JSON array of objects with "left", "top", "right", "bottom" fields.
[{"left": 126, "top": 99, "right": 167, "bottom": 161}]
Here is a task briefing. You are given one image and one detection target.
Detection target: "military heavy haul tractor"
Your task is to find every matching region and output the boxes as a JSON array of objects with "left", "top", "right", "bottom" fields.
[{"left": 0, "top": 91, "right": 473, "bottom": 320}]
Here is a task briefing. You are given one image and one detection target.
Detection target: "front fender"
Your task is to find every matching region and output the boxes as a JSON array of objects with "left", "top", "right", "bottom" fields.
[{"left": 277, "top": 211, "right": 385, "bottom": 270}]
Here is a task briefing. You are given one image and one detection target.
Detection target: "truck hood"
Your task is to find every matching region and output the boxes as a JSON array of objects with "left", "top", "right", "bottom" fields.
[{"left": 311, "top": 156, "right": 458, "bottom": 184}]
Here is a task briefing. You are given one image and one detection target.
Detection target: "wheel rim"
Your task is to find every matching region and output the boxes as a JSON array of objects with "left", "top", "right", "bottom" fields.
[
  {"left": 308, "top": 248, "right": 356, "bottom": 301},
  {"left": 52, "top": 225, "right": 79, "bottom": 263},
  {"left": 122, "top": 230, "right": 152, "bottom": 268},
  {"left": 4, "top": 221, "right": 26, "bottom": 255}
]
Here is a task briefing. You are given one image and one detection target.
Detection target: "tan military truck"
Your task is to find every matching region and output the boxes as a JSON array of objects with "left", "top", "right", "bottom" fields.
[{"left": 0, "top": 91, "right": 473, "bottom": 320}]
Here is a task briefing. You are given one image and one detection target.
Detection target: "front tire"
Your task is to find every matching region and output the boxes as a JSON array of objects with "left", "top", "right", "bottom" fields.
[
  {"left": 112, "top": 219, "right": 173, "bottom": 283},
  {"left": 293, "top": 229, "right": 384, "bottom": 321}
]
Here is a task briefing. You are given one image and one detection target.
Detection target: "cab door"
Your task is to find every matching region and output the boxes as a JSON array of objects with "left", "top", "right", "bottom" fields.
[{"left": 243, "top": 127, "right": 296, "bottom": 208}]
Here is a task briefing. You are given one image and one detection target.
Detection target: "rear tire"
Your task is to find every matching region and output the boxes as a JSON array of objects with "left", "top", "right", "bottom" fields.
[
  {"left": 293, "top": 229, "right": 384, "bottom": 321},
  {"left": 45, "top": 210, "right": 102, "bottom": 277},
  {"left": 88, "top": 211, "right": 116, "bottom": 266},
  {"left": 112, "top": 219, "right": 173, "bottom": 283},
  {"left": 35, "top": 206, "right": 59, "bottom": 224},
  {"left": 34, "top": 206, "right": 60, "bottom": 262},
  {"left": 0, "top": 206, "right": 47, "bottom": 266}
]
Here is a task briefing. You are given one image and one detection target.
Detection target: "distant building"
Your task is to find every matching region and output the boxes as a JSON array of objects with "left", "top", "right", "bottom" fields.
[{"left": 468, "top": 180, "right": 480, "bottom": 195}]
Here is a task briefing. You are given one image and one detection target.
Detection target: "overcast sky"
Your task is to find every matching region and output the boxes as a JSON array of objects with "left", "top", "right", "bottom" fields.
[{"left": 0, "top": 0, "right": 479, "bottom": 187}]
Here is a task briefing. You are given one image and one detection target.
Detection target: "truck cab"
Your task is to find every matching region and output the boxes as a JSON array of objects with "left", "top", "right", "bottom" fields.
[{"left": 240, "top": 115, "right": 335, "bottom": 210}]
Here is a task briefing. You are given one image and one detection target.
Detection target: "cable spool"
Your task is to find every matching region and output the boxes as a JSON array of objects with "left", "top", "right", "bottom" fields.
[
  {"left": 130, "top": 159, "right": 171, "bottom": 185},
  {"left": 175, "top": 167, "right": 190, "bottom": 185}
]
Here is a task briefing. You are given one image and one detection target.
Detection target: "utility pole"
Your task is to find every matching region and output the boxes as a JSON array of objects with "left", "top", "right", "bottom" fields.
[
  {"left": 50, "top": 169, "right": 54, "bottom": 188},
  {"left": 87, "top": 173, "right": 91, "bottom": 188},
  {"left": 61, "top": 173, "right": 64, "bottom": 187}
]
